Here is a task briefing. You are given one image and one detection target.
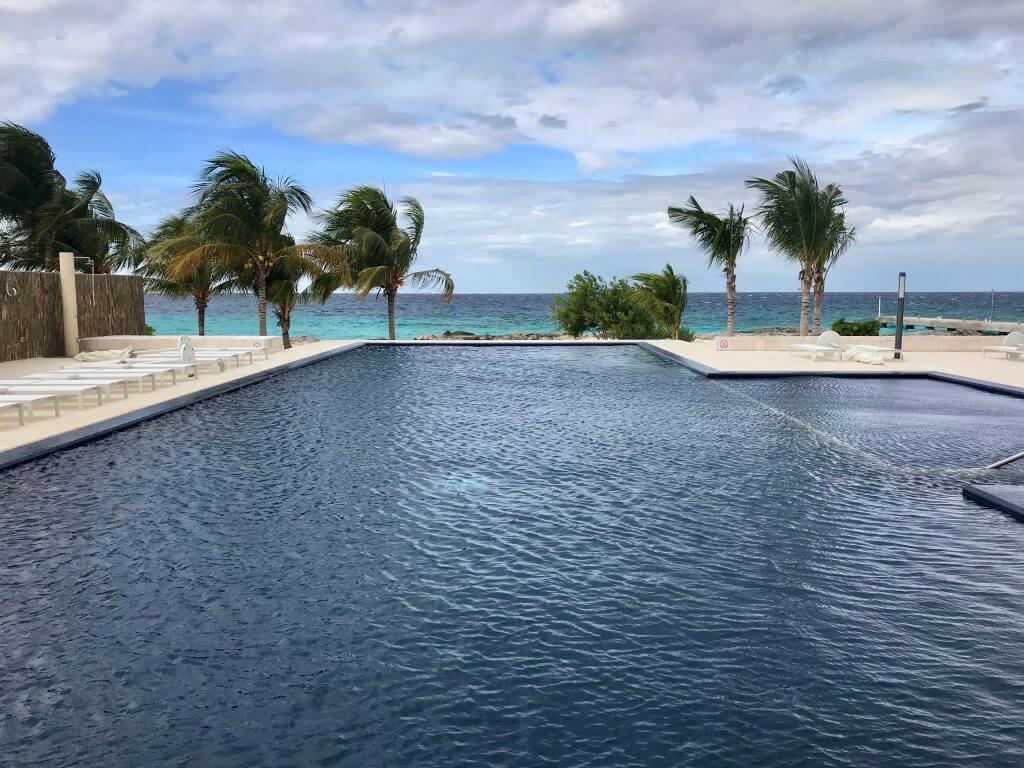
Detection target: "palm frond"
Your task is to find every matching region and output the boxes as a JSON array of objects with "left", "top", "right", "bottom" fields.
[{"left": 406, "top": 268, "right": 454, "bottom": 305}]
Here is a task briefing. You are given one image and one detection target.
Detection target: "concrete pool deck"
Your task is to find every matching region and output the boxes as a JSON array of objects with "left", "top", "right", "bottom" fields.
[
  {"left": 646, "top": 339, "right": 1024, "bottom": 391},
  {"left": 1, "top": 336, "right": 1022, "bottom": 470},
  {"left": 0, "top": 340, "right": 359, "bottom": 458}
]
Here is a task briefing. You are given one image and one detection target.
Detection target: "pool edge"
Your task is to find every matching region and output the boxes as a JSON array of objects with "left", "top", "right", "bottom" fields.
[
  {"left": 636, "top": 342, "right": 1024, "bottom": 399},
  {"left": 962, "top": 485, "right": 1024, "bottom": 523},
  {"left": 0, "top": 342, "right": 367, "bottom": 473},
  {"left": 2, "top": 339, "right": 1022, "bottom": 473}
]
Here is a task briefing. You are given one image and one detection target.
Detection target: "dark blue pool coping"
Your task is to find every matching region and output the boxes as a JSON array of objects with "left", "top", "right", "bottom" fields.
[
  {"left": 635, "top": 342, "right": 1024, "bottom": 400},
  {"left": 0, "top": 342, "right": 367, "bottom": 472},
  {"left": 1, "top": 339, "right": 1022, "bottom": 473},
  {"left": 962, "top": 485, "right": 1024, "bottom": 523}
]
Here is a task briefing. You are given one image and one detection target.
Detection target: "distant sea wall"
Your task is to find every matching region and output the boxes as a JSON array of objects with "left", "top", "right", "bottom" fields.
[{"left": 0, "top": 270, "right": 146, "bottom": 362}]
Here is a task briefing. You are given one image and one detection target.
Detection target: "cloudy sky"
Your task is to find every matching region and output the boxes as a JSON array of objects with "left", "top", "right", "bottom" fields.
[{"left": 4, "top": 0, "right": 1023, "bottom": 291}]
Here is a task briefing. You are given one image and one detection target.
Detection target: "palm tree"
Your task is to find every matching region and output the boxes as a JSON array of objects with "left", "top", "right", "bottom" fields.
[
  {"left": 168, "top": 151, "right": 329, "bottom": 336},
  {"left": 667, "top": 196, "right": 751, "bottom": 336},
  {"left": 631, "top": 263, "right": 688, "bottom": 339},
  {"left": 142, "top": 212, "right": 234, "bottom": 335},
  {"left": 745, "top": 157, "right": 853, "bottom": 335},
  {"left": 811, "top": 213, "right": 857, "bottom": 333},
  {"left": 0, "top": 122, "right": 63, "bottom": 265},
  {"left": 315, "top": 185, "right": 453, "bottom": 340},
  {"left": 230, "top": 238, "right": 345, "bottom": 349},
  {"left": 0, "top": 123, "right": 140, "bottom": 271}
]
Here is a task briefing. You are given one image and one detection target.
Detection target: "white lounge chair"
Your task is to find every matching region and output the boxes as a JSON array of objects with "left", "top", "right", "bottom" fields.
[
  {"left": 847, "top": 342, "right": 900, "bottom": 359},
  {"left": 1, "top": 377, "right": 129, "bottom": 399},
  {"left": 28, "top": 370, "right": 158, "bottom": 393},
  {"left": 0, "top": 382, "right": 111, "bottom": 409},
  {"left": 177, "top": 344, "right": 269, "bottom": 360},
  {"left": 790, "top": 330, "right": 844, "bottom": 361},
  {"left": 982, "top": 331, "right": 1024, "bottom": 359},
  {"left": 142, "top": 350, "right": 252, "bottom": 367},
  {"left": 0, "top": 394, "right": 61, "bottom": 425},
  {"left": 66, "top": 361, "right": 198, "bottom": 383},
  {"left": 139, "top": 338, "right": 248, "bottom": 370}
]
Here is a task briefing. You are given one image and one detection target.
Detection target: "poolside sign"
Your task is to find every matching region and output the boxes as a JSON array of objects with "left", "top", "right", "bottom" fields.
[{"left": 717, "top": 337, "right": 731, "bottom": 351}]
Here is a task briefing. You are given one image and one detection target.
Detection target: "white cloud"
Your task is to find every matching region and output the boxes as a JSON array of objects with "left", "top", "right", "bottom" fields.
[
  {"left": 368, "top": 107, "right": 1024, "bottom": 291},
  {"left": 4, "top": 0, "right": 1024, "bottom": 173},
  {"left": 4, "top": 1, "right": 1024, "bottom": 289}
]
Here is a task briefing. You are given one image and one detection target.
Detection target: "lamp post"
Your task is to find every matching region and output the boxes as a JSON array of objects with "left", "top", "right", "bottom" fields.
[{"left": 894, "top": 272, "right": 906, "bottom": 361}]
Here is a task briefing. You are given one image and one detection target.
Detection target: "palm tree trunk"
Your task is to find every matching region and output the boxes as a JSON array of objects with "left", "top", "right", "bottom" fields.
[
  {"left": 39, "top": 232, "right": 55, "bottom": 269},
  {"left": 281, "top": 316, "right": 291, "bottom": 349},
  {"left": 197, "top": 303, "right": 206, "bottom": 336},
  {"left": 386, "top": 287, "right": 397, "bottom": 340},
  {"left": 799, "top": 268, "right": 811, "bottom": 336},
  {"left": 256, "top": 268, "right": 268, "bottom": 337},
  {"left": 725, "top": 266, "right": 736, "bottom": 336},
  {"left": 812, "top": 269, "right": 825, "bottom": 334}
]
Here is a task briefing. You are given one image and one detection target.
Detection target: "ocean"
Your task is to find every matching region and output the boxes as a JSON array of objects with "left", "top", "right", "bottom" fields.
[{"left": 145, "top": 291, "right": 1024, "bottom": 339}]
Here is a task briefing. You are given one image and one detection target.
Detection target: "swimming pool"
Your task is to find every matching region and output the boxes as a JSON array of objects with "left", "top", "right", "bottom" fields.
[{"left": 2, "top": 345, "right": 1023, "bottom": 767}]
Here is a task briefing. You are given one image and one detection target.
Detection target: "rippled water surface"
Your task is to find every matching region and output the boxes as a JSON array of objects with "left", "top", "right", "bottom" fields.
[{"left": 2, "top": 346, "right": 1024, "bottom": 767}]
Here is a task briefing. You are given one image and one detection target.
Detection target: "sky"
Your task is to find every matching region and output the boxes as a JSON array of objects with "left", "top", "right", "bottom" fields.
[{"left": 3, "top": 0, "right": 1023, "bottom": 292}]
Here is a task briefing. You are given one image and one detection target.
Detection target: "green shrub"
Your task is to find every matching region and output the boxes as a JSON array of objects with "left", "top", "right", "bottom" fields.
[
  {"left": 830, "top": 317, "right": 880, "bottom": 336},
  {"left": 678, "top": 325, "right": 696, "bottom": 342},
  {"left": 144, "top": 324, "right": 156, "bottom": 336},
  {"left": 552, "top": 271, "right": 659, "bottom": 339}
]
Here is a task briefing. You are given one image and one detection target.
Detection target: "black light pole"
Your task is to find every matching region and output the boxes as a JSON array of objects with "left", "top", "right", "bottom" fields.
[{"left": 894, "top": 272, "right": 906, "bottom": 361}]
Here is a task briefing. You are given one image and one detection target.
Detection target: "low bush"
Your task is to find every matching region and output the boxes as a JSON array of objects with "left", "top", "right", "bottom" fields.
[
  {"left": 830, "top": 317, "right": 880, "bottom": 336},
  {"left": 552, "top": 270, "right": 691, "bottom": 339},
  {"left": 552, "top": 271, "right": 659, "bottom": 339}
]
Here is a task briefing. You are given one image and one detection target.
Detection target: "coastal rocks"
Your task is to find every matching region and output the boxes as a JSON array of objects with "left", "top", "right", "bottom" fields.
[
  {"left": 695, "top": 326, "right": 800, "bottom": 339},
  {"left": 413, "top": 330, "right": 572, "bottom": 341}
]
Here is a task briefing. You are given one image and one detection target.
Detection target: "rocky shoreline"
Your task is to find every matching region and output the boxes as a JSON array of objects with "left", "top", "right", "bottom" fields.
[
  {"left": 694, "top": 326, "right": 800, "bottom": 339},
  {"left": 413, "top": 330, "right": 572, "bottom": 341},
  {"left": 412, "top": 326, "right": 972, "bottom": 341}
]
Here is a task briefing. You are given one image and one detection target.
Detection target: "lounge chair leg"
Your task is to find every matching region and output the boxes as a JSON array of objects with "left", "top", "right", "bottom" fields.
[
  {"left": 53, "top": 399, "right": 61, "bottom": 417},
  {"left": 17, "top": 404, "right": 24, "bottom": 426}
]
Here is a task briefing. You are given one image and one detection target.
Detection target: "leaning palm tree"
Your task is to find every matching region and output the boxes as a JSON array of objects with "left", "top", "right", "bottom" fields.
[
  {"left": 168, "top": 151, "right": 331, "bottom": 336},
  {"left": 231, "top": 238, "right": 347, "bottom": 349},
  {"left": 315, "top": 185, "right": 453, "bottom": 340},
  {"left": 667, "top": 196, "right": 751, "bottom": 336},
  {"left": 142, "top": 212, "right": 234, "bottom": 335},
  {"left": 632, "top": 264, "right": 688, "bottom": 339},
  {"left": 0, "top": 123, "right": 140, "bottom": 271},
  {"left": 745, "top": 157, "right": 853, "bottom": 335},
  {"left": 0, "top": 122, "right": 64, "bottom": 265},
  {"left": 811, "top": 213, "right": 857, "bottom": 333}
]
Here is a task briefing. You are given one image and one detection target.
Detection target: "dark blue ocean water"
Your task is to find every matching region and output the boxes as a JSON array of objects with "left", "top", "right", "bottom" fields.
[
  {"left": 2, "top": 345, "right": 1024, "bottom": 767},
  {"left": 145, "top": 291, "right": 1024, "bottom": 339}
]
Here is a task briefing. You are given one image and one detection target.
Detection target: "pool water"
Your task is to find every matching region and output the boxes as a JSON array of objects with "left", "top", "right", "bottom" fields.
[{"left": 2, "top": 346, "right": 1024, "bottom": 767}]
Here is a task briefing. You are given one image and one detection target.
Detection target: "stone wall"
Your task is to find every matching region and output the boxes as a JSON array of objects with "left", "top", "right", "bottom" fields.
[
  {"left": 0, "top": 270, "right": 64, "bottom": 361},
  {"left": 76, "top": 274, "right": 146, "bottom": 340},
  {"left": 0, "top": 270, "right": 146, "bottom": 362}
]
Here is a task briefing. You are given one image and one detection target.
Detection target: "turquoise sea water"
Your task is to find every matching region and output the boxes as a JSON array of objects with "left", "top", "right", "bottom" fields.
[{"left": 146, "top": 291, "right": 1024, "bottom": 339}]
